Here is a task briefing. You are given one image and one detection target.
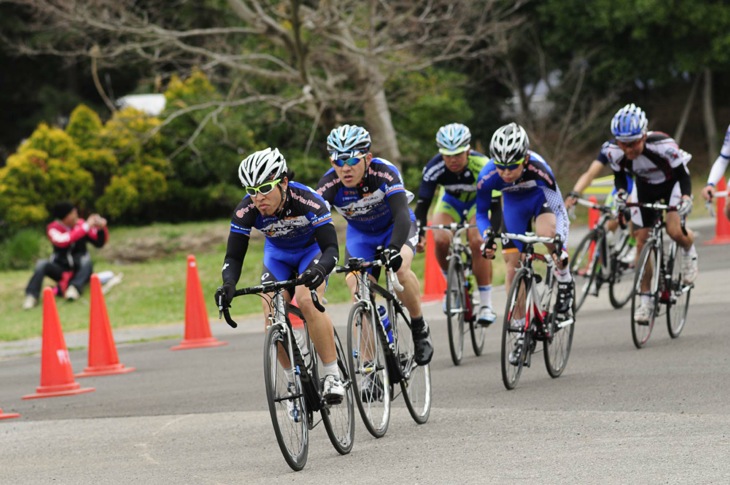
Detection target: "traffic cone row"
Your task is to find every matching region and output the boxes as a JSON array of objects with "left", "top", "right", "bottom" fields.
[{"left": 3, "top": 254, "right": 226, "bottom": 419}]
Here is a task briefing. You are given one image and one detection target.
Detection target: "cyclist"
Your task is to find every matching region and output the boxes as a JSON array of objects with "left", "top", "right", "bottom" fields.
[
  {"left": 606, "top": 103, "right": 698, "bottom": 324},
  {"left": 564, "top": 137, "right": 638, "bottom": 270},
  {"left": 317, "top": 124, "right": 434, "bottom": 366},
  {"left": 702, "top": 123, "right": 730, "bottom": 221},
  {"left": 476, "top": 122, "right": 574, "bottom": 364},
  {"left": 414, "top": 123, "right": 501, "bottom": 326},
  {"left": 216, "top": 147, "right": 345, "bottom": 404}
]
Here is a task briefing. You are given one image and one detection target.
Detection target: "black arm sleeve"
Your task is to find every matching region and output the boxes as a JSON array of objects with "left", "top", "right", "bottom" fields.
[
  {"left": 221, "top": 231, "right": 249, "bottom": 286},
  {"left": 673, "top": 164, "right": 692, "bottom": 196},
  {"left": 88, "top": 228, "right": 107, "bottom": 248},
  {"left": 312, "top": 222, "right": 339, "bottom": 274},
  {"left": 386, "top": 191, "right": 412, "bottom": 249},
  {"left": 614, "top": 170, "right": 629, "bottom": 193},
  {"left": 413, "top": 197, "right": 432, "bottom": 234}
]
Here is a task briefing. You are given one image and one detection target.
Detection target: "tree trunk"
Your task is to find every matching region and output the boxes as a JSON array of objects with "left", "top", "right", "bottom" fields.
[
  {"left": 363, "top": 87, "right": 401, "bottom": 165},
  {"left": 674, "top": 73, "right": 700, "bottom": 145},
  {"left": 702, "top": 67, "right": 718, "bottom": 165}
]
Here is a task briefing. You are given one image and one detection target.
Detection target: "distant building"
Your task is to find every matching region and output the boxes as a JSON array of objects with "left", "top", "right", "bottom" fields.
[
  {"left": 116, "top": 94, "right": 166, "bottom": 116},
  {"left": 501, "top": 70, "right": 560, "bottom": 120}
]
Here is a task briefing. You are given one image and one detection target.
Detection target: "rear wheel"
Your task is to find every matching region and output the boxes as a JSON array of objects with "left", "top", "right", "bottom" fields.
[
  {"left": 346, "top": 301, "right": 390, "bottom": 438},
  {"left": 392, "top": 302, "right": 431, "bottom": 424},
  {"left": 501, "top": 270, "right": 530, "bottom": 390},
  {"left": 321, "top": 329, "right": 355, "bottom": 455},
  {"left": 570, "top": 230, "right": 601, "bottom": 312},
  {"left": 445, "top": 255, "right": 466, "bottom": 365},
  {"left": 263, "top": 325, "right": 308, "bottom": 471},
  {"left": 608, "top": 232, "right": 635, "bottom": 309},
  {"left": 666, "top": 243, "right": 691, "bottom": 338},
  {"left": 630, "top": 242, "right": 659, "bottom": 349}
]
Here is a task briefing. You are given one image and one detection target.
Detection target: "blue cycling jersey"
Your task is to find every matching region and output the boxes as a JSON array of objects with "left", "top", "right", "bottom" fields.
[
  {"left": 317, "top": 158, "right": 415, "bottom": 234},
  {"left": 476, "top": 151, "right": 569, "bottom": 249},
  {"left": 229, "top": 181, "right": 332, "bottom": 250}
]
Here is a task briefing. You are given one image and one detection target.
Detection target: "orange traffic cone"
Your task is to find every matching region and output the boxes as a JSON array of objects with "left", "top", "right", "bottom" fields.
[
  {"left": 706, "top": 177, "right": 730, "bottom": 245},
  {"left": 76, "top": 275, "right": 135, "bottom": 377},
  {"left": 0, "top": 406, "right": 20, "bottom": 420},
  {"left": 422, "top": 227, "right": 446, "bottom": 302},
  {"left": 171, "top": 255, "right": 228, "bottom": 350},
  {"left": 23, "top": 288, "right": 95, "bottom": 399}
]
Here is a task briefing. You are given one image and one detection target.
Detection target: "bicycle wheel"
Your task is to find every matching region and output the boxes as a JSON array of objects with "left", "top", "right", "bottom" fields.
[
  {"left": 321, "top": 329, "right": 355, "bottom": 455},
  {"left": 445, "top": 254, "right": 466, "bottom": 365},
  {"left": 346, "top": 301, "right": 391, "bottom": 438},
  {"left": 608, "top": 232, "right": 635, "bottom": 309},
  {"left": 469, "top": 305, "right": 487, "bottom": 356},
  {"left": 570, "top": 229, "right": 601, "bottom": 313},
  {"left": 666, "top": 243, "right": 691, "bottom": 338},
  {"left": 263, "top": 325, "right": 308, "bottom": 471},
  {"left": 544, "top": 273, "right": 575, "bottom": 378},
  {"left": 392, "top": 302, "right": 431, "bottom": 424},
  {"left": 630, "top": 242, "right": 659, "bottom": 349},
  {"left": 501, "top": 269, "right": 530, "bottom": 390}
]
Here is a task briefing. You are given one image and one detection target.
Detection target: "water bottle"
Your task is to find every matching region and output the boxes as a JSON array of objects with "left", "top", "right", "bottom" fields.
[{"left": 377, "top": 305, "right": 394, "bottom": 345}]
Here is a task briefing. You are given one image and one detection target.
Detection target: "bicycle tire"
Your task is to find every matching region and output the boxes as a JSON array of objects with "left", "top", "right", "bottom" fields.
[
  {"left": 263, "top": 325, "right": 308, "bottom": 471},
  {"left": 630, "top": 242, "right": 659, "bottom": 349},
  {"left": 501, "top": 269, "right": 530, "bottom": 390},
  {"left": 570, "top": 229, "right": 601, "bottom": 313},
  {"left": 446, "top": 254, "right": 466, "bottom": 365},
  {"left": 544, "top": 273, "right": 575, "bottom": 378},
  {"left": 666, "top": 242, "right": 691, "bottom": 338},
  {"left": 346, "top": 301, "right": 391, "bottom": 438},
  {"left": 391, "top": 301, "right": 431, "bottom": 424},
  {"left": 608, "top": 232, "right": 635, "bottom": 309},
  {"left": 469, "top": 314, "right": 487, "bottom": 356},
  {"left": 321, "top": 329, "right": 355, "bottom": 455}
]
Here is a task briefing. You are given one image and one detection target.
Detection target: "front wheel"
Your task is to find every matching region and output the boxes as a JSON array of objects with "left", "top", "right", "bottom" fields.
[
  {"left": 263, "top": 325, "right": 308, "bottom": 471},
  {"left": 666, "top": 243, "right": 691, "bottom": 338},
  {"left": 346, "top": 301, "right": 391, "bottom": 438},
  {"left": 570, "top": 230, "right": 601, "bottom": 313},
  {"left": 445, "top": 255, "right": 466, "bottom": 365},
  {"left": 544, "top": 274, "right": 575, "bottom": 378},
  {"left": 392, "top": 302, "right": 431, "bottom": 424},
  {"left": 321, "top": 329, "right": 355, "bottom": 455},
  {"left": 501, "top": 270, "right": 530, "bottom": 390},
  {"left": 608, "top": 232, "right": 635, "bottom": 309},
  {"left": 630, "top": 242, "right": 659, "bottom": 349}
]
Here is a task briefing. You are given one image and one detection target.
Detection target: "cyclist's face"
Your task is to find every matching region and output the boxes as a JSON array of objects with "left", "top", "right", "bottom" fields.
[
  {"left": 250, "top": 178, "right": 286, "bottom": 216},
  {"left": 442, "top": 151, "right": 469, "bottom": 173},
  {"left": 332, "top": 153, "right": 370, "bottom": 188},
  {"left": 617, "top": 135, "right": 646, "bottom": 160},
  {"left": 495, "top": 160, "right": 525, "bottom": 183}
]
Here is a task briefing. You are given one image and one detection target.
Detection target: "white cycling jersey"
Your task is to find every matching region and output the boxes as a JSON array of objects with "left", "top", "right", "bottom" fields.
[{"left": 707, "top": 124, "right": 730, "bottom": 186}]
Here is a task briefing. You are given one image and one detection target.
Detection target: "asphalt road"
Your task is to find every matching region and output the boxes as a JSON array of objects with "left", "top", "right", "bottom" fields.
[{"left": 1, "top": 221, "right": 729, "bottom": 484}]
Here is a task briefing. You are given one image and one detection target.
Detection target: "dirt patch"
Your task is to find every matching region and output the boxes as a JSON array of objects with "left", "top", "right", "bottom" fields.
[{"left": 102, "top": 226, "right": 231, "bottom": 264}]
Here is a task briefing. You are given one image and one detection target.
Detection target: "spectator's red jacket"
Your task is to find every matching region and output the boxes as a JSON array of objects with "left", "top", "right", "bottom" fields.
[{"left": 47, "top": 219, "right": 109, "bottom": 270}]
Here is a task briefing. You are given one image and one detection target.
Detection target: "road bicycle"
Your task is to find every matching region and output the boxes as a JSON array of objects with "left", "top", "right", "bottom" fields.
[
  {"left": 218, "top": 279, "right": 355, "bottom": 471},
  {"left": 570, "top": 198, "right": 636, "bottom": 312},
  {"left": 335, "top": 251, "right": 431, "bottom": 438},
  {"left": 499, "top": 233, "right": 576, "bottom": 390},
  {"left": 423, "top": 220, "right": 486, "bottom": 365},
  {"left": 626, "top": 202, "right": 693, "bottom": 349}
]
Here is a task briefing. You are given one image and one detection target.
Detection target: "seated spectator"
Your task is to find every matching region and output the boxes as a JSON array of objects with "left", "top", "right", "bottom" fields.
[{"left": 22, "top": 202, "right": 109, "bottom": 309}]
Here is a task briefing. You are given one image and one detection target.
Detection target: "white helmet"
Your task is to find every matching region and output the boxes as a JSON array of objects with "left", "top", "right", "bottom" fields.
[
  {"left": 238, "top": 147, "right": 288, "bottom": 187},
  {"left": 489, "top": 122, "right": 529, "bottom": 165}
]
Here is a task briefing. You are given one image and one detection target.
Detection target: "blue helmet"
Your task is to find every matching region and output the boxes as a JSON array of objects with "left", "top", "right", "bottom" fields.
[
  {"left": 326, "top": 124, "right": 372, "bottom": 159},
  {"left": 611, "top": 103, "right": 648, "bottom": 142},
  {"left": 436, "top": 123, "right": 471, "bottom": 155}
]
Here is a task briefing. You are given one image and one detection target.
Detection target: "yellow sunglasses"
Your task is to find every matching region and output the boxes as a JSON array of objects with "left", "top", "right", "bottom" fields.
[{"left": 245, "top": 178, "right": 281, "bottom": 196}]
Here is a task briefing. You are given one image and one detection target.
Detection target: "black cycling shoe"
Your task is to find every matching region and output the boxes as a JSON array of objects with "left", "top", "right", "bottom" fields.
[
  {"left": 411, "top": 320, "right": 433, "bottom": 366},
  {"left": 556, "top": 280, "right": 574, "bottom": 315}
]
